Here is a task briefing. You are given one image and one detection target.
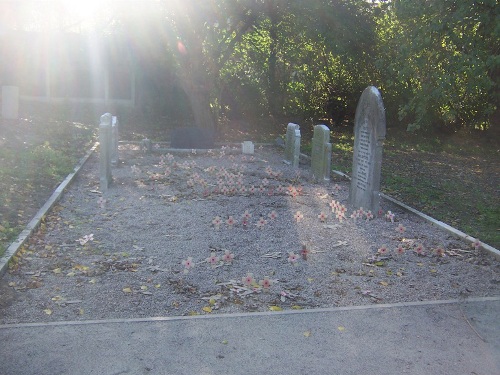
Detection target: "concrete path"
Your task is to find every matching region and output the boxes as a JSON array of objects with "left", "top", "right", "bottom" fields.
[{"left": 1, "top": 297, "right": 498, "bottom": 375}]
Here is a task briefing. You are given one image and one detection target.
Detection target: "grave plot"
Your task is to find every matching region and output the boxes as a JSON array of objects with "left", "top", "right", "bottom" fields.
[{"left": 1, "top": 142, "right": 498, "bottom": 324}]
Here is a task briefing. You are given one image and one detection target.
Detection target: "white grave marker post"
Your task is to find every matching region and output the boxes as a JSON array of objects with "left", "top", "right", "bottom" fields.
[
  {"left": 99, "top": 113, "right": 113, "bottom": 191},
  {"left": 242, "top": 141, "right": 254, "bottom": 154},
  {"left": 111, "top": 116, "right": 119, "bottom": 165},
  {"left": 348, "top": 86, "right": 386, "bottom": 214}
]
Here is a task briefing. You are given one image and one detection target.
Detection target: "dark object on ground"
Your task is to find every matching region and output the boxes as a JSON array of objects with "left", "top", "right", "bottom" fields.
[{"left": 170, "top": 127, "right": 215, "bottom": 149}]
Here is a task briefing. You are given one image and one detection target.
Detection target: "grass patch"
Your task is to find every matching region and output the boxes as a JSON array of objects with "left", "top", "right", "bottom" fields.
[
  {"left": 327, "top": 126, "right": 499, "bottom": 248},
  {"left": 0, "top": 118, "right": 95, "bottom": 255}
]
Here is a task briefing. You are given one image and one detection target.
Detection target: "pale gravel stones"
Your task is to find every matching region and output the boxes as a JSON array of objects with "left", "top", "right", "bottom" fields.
[{"left": 0, "top": 144, "right": 498, "bottom": 324}]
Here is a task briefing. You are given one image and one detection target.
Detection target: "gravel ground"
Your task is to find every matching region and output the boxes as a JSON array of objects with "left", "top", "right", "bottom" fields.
[{"left": 1, "top": 144, "right": 499, "bottom": 324}]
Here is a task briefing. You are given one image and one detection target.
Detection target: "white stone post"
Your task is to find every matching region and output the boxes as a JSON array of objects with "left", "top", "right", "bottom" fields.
[{"left": 99, "top": 113, "right": 113, "bottom": 191}]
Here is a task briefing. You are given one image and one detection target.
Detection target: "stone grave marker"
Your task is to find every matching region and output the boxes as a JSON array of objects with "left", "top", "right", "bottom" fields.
[
  {"left": 170, "top": 127, "right": 215, "bottom": 149},
  {"left": 284, "top": 123, "right": 301, "bottom": 168},
  {"left": 242, "top": 141, "right": 254, "bottom": 154},
  {"left": 2, "top": 86, "right": 19, "bottom": 119},
  {"left": 99, "top": 113, "right": 113, "bottom": 191},
  {"left": 311, "top": 124, "right": 332, "bottom": 182},
  {"left": 111, "top": 115, "right": 119, "bottom": 165},
  {"left": 348, "top": 86, "right": 386, "bottom": 214}
]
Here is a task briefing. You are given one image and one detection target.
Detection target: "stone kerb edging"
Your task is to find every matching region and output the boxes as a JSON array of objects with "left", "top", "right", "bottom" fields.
[
  {"left": 379, "top": 192, "right": 500, "bottom": 260},
  {"left": 123, "top": 141, "right": 273, "bottom": 155},
  {"left": 0, "top": 142, "right": 99, "bottom": 278},
  {"left": 331, "top": 169, "right": 499, "bottom": 260}
]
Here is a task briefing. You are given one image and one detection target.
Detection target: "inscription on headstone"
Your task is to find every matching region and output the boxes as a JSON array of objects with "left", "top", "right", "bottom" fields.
[
  {"left": 311, "top": 124, "right": 331, "bottom": 182},
  {"left": 349, "top": 86, "right": 386, "bottom": 213},
  {"left": 99, "top": 113, "right": 113, "bottom": 191},
  {"left": 284, "top": 123, "right": 300, "bottom": 168}
]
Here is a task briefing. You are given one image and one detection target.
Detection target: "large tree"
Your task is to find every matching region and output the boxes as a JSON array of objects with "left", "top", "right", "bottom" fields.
[{"left": 375, "top": 0, "right": 499, "bottom": 131}]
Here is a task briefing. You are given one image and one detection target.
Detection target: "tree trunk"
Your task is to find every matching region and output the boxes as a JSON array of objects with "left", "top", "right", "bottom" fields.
[
  {"left": 267, "top": 0, "right": 280, "bottom": 117},
  {"left": 183, "top": 81, "right": 216, "bottom": 131}
]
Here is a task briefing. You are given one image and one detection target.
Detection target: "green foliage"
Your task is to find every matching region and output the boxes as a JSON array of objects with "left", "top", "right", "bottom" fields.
[
  {"left": 375, "top": 0, "right": 499, "bottom": 131},
  {"left": 7, "top": 0, "right": 498, "bottom": 131},
  {"left": 218, "top": 0, "right": 378, "bottom": 122},
  {"left": 0, "top": 221, "right": 19, "bottom": 257}
]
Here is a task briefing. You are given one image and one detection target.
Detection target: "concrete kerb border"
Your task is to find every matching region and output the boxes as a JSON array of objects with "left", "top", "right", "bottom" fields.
[
  {"left": 379, "top": 192, "right": 500, "bottom": 260},
  {"left": 330, "top": 169, "right": 500, "bottom": 260},
  {"left": 120, "top": 141, "right": 273, "bottom": 155},
  {"left": 0, "top": 142, "right": 99, "bottom": 278},
  {"left": 1, "top": 296, "right": 499, "bottom": 329}
]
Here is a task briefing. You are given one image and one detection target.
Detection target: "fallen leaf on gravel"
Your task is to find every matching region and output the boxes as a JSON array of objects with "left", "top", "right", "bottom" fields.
[
  {"left": 140, "top": 285, "right": 148, "bottom": 291},
  {"left": 155, "top": 284, "right": 161, "bottom": 288},
  {"left": 188, "top": 311, "right": 199, "bottom": 316},
  {"left": 222, "top": 340, "right": 228, "bottom": 345},
  {"left": 374, "top": 261, "right": 385, "bottom": 267},
  {"left": 338, "top": 326, "right": 345, "bottom": 332},
  {"left": 79, "top": 308, "right": 84, "bottom": 315},
  {"left": 396, "top": 272, "right": 403, "bottom": 277},
  {"left": 379, "top": 281, "right": 389, "bottom": 286},
  {"left": 51, "top": 296, "right": 63, "bottom": 301},
  {"left": 291, "top": 305, "right": 303, "bottom": 310},
  {"left": 73, "top": 265, "right": 89, "bottom": 271},
  {"left": 26, "top": 280, "right": 43, "bottom": 289},
  {"left": 430, "top": 269, "right": 437, "bottom": 273},
  {"left": 307, "top": 278, "right": 314, "bottom": 283},
  {"left": 8, "top": 282, "right": 16, "bottom": 287},
  {"left": 122, "top": 287, "right": 132, "bottom": 293},
  {"left": 66, "top": 272, "right": 75, "bottom": 277},
  {"left": 269, "top": 306, "right": 283, "bottom": 311},
  {"left": 43, "top": 309, "right": 52, "bottom": 315},
  {"left": 303, "top": 330, "right": 311, "bottom": 337},
  {"left": 89, "top": 278, "right": 96, "bottom": 284},
  {"left": 52, "top": 268, "right": 61, "bottom": 274},
  {"left": 202, "top": 306, "right": 212, "bottom": 313},
  {"left": 417, "top": 263, "right": 424, "bottom": 266}
]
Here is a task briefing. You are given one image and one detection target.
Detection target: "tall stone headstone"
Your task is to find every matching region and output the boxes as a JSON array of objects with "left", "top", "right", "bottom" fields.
[
  {"left": 2, "top": 86, "right": 19, "bottom": 119},
  {"left": 311, "top": 124, "right": 332, "bottom": 182},
  {"left": 284, "top": 123, "right": 300, "bottom": 168},
  {"left": 348, "top": 86, "right": 386, "bottom": 213},
  {"left": 111, "top": 115, "right": 119, "bottom": 165},
  {"left": 99, "top": 113, "right": 113, "bottom": 191}
]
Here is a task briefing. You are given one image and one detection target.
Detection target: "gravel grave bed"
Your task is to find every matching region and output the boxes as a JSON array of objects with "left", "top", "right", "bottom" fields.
[{"left": 1, "top": 144, "right": 499, "bottom": 324}]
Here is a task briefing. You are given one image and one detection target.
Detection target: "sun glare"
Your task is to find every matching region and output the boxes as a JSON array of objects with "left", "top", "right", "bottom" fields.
[{"left": 60, "top": 0, "right": 102, "bottom": 18}]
